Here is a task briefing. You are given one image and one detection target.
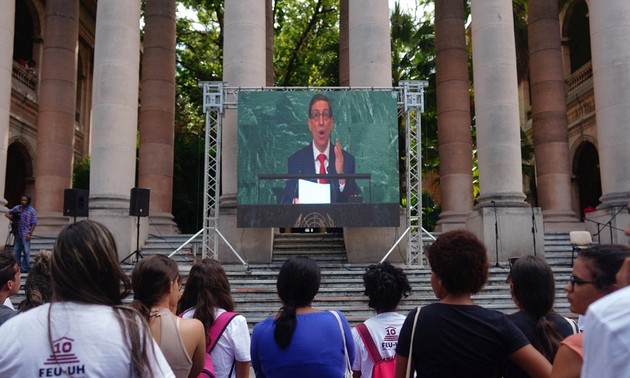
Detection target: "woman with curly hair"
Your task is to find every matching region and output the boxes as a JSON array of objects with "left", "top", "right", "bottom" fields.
[
  {"left": 178, "top": 258, "right": 251, "bottom": 378},
  {"left": 0, "top": 220, "right": 174, "bottom": 377},
  {"left": 351, "top": 262, "right": 411, "bottom": 377},
  {"left": 394, "top": 229, "right": 551, "bottom": 378},
  {"left": 18, "top": 250, "right": 53, "bottom": 312}
]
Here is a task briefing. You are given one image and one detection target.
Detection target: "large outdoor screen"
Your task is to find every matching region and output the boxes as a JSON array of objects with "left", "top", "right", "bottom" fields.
[{"left": 237, "top": 90, "right": 400, "bottom": 228}]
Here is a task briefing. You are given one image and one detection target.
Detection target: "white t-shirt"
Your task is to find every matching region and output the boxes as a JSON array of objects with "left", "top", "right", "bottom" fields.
[
  {"left": 582, "top": 286, "right": 630, "bottom": 378},
  {"left": 351, "top": 312, "right": 406, "bottom": 378},
  {"left": 181, "top": 307, "right": 251, "bottom": 378},
  {"left": 3, "top": 297, "right": 14, "bottom": 310},
  {"left": 0, "top": 302, "right": 174, "bottom": 377}
]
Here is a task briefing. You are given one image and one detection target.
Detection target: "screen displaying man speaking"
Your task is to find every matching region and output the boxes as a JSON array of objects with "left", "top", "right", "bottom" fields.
[
  {"left": 236, "top": 90, "right": 399, "bottom": 228},
  {"left": 282, "top": 93, "right": 361, "bottom": 204}
]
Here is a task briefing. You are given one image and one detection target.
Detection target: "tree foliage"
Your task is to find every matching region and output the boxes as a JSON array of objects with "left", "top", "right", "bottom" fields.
[
  {"left": 273, "top": 0, "right": 339, "bottom": 86},
  {"left": 169, "top": 0, "right": 439, "bottom": 231},
  {"left": 172, "top": 1, "right": 224, "bottom": 232}
]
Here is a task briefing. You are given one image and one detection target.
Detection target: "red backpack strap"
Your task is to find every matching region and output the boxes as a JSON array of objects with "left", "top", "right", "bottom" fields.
[
  {"left": 356, "top": 323, "right": 383, "bottom": 364},
  {"left": 208, "top": 311, "right": 239, "bottom": 353}
]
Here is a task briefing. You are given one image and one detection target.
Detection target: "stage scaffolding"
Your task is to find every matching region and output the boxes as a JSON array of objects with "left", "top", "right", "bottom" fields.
[{"left": 199, "top": 81, "right": 430, "bottom": 265}]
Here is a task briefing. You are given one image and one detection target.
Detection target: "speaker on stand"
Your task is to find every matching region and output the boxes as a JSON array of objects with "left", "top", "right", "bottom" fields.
[
  {"left": 121, "top": 188, "right": 150, "bottom": 264},
  {"left": 63, "top": 188, "right": 89, "bottom": 223}
]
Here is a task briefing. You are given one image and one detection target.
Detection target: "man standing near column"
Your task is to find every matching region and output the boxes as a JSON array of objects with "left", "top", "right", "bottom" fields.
[{"left": 4, "top": 195, "right": 37, "bottom": 273}]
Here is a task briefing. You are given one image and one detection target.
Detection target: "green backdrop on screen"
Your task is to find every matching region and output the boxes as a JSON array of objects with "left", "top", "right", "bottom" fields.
[{"left": 237, "top": 90, "right": 399, "bottom": 205}]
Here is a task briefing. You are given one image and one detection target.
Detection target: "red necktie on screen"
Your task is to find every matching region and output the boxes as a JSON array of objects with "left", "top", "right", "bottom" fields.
[{"left": 317, "top": 153, "right": 327, "bottom": 184}]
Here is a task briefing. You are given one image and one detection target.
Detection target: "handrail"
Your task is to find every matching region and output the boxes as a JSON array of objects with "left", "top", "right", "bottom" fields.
[
  {"left": 216, "top": 228, "right": 248, "bottom": 267},
  {"left": 168, "top": 228, "right": 247, "bottom": 269},
  {"left": 379, "top": 227, "right": 436, "bottom": 264},
  {"left": 168, "top": 228, "right": 204, "bottom": 258}
]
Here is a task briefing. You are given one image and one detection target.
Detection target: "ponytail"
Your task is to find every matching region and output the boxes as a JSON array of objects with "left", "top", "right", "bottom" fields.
[
  {"left": 532, "top": 314, "right": 563, "bottom": 362},
  {"left": 274, "top": 304, "right": 297, "bottom": 349}
]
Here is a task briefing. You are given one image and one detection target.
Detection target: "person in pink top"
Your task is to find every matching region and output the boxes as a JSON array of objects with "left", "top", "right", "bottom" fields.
[{"left": 550, "top": 244, "right": 630, "bottom": 378}]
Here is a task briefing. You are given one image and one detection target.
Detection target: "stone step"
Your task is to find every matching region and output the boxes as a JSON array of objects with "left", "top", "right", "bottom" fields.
[{"left": 9, "top": 230, "right": 579, "bottom": 331}]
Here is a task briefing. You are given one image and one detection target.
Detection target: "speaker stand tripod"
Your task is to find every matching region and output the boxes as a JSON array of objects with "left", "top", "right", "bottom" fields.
[{"left": 120, "top": 215, "right": 143, "bottom": 264}]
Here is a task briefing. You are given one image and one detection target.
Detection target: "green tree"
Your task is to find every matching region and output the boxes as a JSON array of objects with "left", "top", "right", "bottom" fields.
[
  {"left": 72, "top": 156, "right": 90, "bottom": 190},
  {"left": 273, "top": 0, "right": 340, "bottom": 86},
  {"left": 172, "top": 1, "right": 224, "bottom": 232},
  {"left": 170, "top": 1, "right": 439, "bottom": 231}
]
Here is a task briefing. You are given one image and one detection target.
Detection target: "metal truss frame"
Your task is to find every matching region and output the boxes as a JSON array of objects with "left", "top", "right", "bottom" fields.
[
  {"left": 200, "top": 81, "right": 430, "bottom": 264},
  {"left": 400, "top": 80, "right": 431, "bottom": 266}
]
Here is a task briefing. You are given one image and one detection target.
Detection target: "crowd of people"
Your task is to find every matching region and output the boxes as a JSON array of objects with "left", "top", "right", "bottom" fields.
[{"left": 0, "top": 215, "right": 629, "bottom": 377}]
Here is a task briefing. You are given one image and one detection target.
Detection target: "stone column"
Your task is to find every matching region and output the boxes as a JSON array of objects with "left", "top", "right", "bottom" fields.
[
  {"left": 0, "top": 0, "right": 16, "bottom": 243},
  {"left": 90, "top": 0, "right": 142, "bottom": 259},
  {"left": 33, "top": 0, "right": 79, "bottom": 236},
  {"left": 339, "top": 0, "right": 349, "bottom": 86},
  {"left": 466, "top": 0, "right": 544, "bottom": 262},
  {"left": 585, "top": 1, "right": 630, "bottom": 244},
  {"left": 434, "top": 0, "right": 473, "bottom": 232},
  {"left": 528, "top": 0, "right": 578, "bottom": 231},
  {"left": 266, "top": 0, "right": 274, "bottom": 86},
  {"left": 138, "top": 0, "right": 177, "bottom": 234},
  {"left": 220, "top": 0, "right": 270, "bottom": 263},
  {"left": 348, "top": 0, "right": 391, "bottom": 86},
  {"left": 344, "top": 0, "right": 408, "bottom": 263}
]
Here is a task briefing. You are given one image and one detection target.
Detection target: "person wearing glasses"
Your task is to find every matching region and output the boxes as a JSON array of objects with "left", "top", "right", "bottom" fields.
[
  {"left": 550, "top": 244, "right": 630, "bottom": 378},
  {"left": 281, "top": 93, "right": 361, "bottom": 204},
  {"left": 503, "top": 256, "right": 579, "bottom": 378}
]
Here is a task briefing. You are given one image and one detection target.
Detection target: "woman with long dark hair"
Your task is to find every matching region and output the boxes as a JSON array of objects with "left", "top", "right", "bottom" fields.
[
  {"left": 503, "top": 255, "right": 578, "bottom": 377},
  {"left": 132, "top": 255, "right": 205, "bottom": 378},
  {"left": 550, "top": 244, "right": 630, "bottom": 378},
  {"left": 251, "top": 256, "right": 354, "bottom": 377},
  {"left": 178, "top": 258, "right": 251, "bottom": 378},
  {"left": 0, "top": 220, "right": 174, "bottom": 377}
]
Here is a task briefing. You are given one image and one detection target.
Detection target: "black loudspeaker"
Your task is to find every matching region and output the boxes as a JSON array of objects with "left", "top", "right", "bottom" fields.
[
  {"left": 63, "top": 189, "right": 89, "bottom": 217},
  {"left": 130, "top": 188, "right": 150, "bottom": 217}
]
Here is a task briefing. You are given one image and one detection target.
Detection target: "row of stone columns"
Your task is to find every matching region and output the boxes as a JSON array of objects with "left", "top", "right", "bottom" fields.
[
  {"left": 2, "top": 0, "right": 628, "bottom": 258},
  {"left": 0, "top": 2, "right": 15, "bottom": 220},
  {"left": 1, "top": 0, "right": 178, "bottom": 254}
]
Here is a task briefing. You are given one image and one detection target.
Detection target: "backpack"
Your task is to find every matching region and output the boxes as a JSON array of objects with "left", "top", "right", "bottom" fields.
[
  {"left": 181, "top": 310, "right": 238, "bottom": 378},
  {"left": 356, "top": 323, "right": 396, "bottom": 378}
]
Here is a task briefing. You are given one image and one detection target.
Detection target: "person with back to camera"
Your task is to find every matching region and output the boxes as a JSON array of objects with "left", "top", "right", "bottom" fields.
[
  {"left": 131, "top": 255, "right": 206, "bottom": 378},
  {"left": 0, "top": 220, "right": 175, "bottom": 377},
  {"left": 281, "top": 93, "right": 361, "bottom": 204},
  {"left": 5, "top": 194, "right": 37, "bottom": 273},
  {"left": 394, "top": 229, "right": 551, "bottom": 378},
  {"left": 550, "top": 244, "right": 630, "bottom": 378},
  {"left": 503, "top": 255, "right": 579, "bottom": 378},
  {"left": 352, "top": 262, "right": 411, "bottom": 378},
  {"left": 250, "top": 256, "right": 355, "bottom": 377},
  {"left": 0, "top": 252, "right": 21, "bottom": 325},
  {"left": 18, "top": 250, "right": 53, "bottom": 312},
  {"left": 178, "top": 258, "right": 251, "bottom": 378}
]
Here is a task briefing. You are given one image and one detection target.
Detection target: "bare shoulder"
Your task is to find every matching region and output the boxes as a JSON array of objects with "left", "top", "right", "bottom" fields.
[{"left": 180, "top": 316, "right": 204, "bottom": 334}]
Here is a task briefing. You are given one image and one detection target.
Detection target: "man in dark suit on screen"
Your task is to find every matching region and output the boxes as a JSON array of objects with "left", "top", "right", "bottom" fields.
[{"left": 281, "top": 93, "right": 361, "bottom": 204}]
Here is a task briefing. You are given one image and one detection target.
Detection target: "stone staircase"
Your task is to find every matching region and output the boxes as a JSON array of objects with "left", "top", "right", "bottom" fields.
[{"left": 9, "top": 231, "right": 576, "bottom": 329}]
